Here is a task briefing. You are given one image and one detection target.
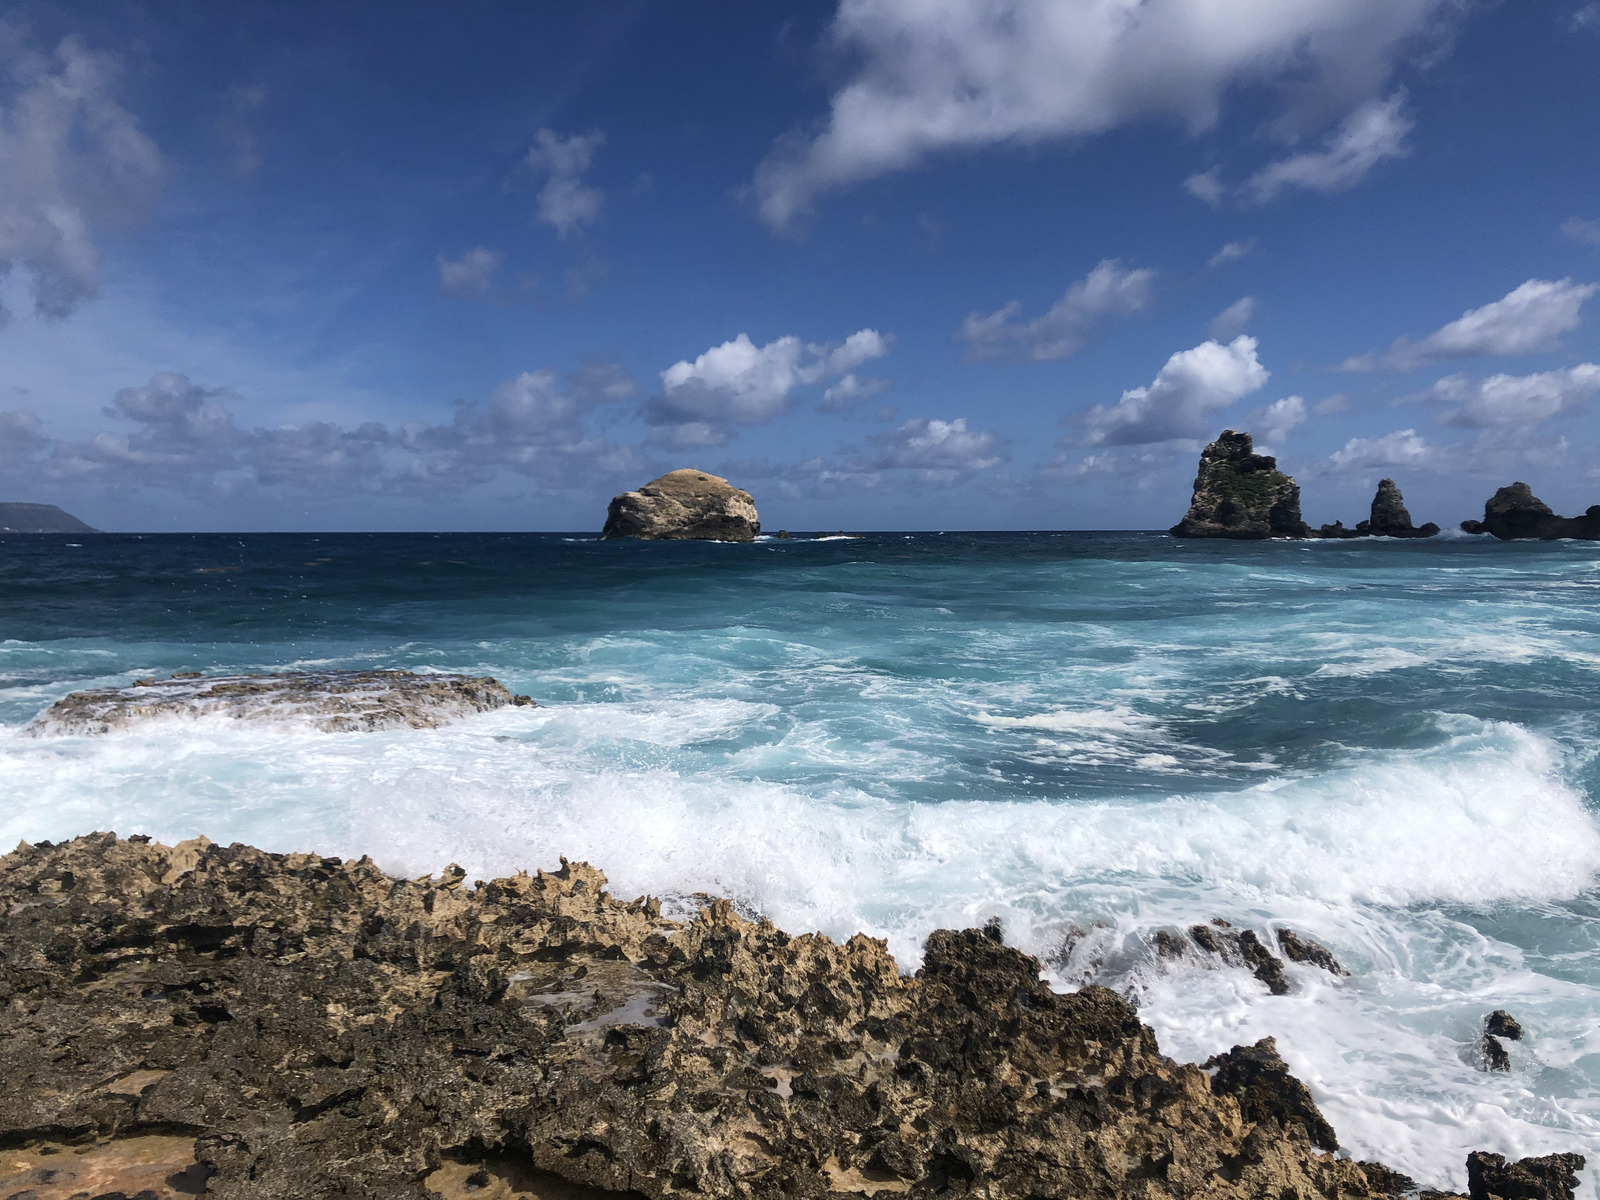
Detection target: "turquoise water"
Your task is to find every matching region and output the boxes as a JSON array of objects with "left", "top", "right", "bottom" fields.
[{"left": 2, "top": 530, "right": 1598, "bottom": 1183}]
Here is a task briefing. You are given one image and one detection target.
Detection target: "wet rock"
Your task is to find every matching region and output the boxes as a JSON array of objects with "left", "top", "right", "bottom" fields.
[
  {"left": 1171, "top": 430, "right": 1312, "bottom": 539},
  {"left": 1206, "top": 1037, "right": 1339, "bottom": 1152},
  {"left": 1485, "top": 1010, "right": 1524, "bottom": 1041},
  {"left": 0, "top": 832, "right": 1513, "bottom": 1200},
  {"left": 1460, "top": 483, "right": 1600, "bottom": 540},
  {"left": 1481, "top": 1034, "right": 1512, "bottom": 1072},
  {"left": 1186, "top": 921, "right": 1292, "bottom": 994},
  {"left": 28, "top": 669, "right": 535, "bottom": 736},
  {"left": 602, "top": 469, "right": 760, "bottom": 541},
  {"left": 1466, "top": 1152, "right": 1587, "bottom": 1200},
  {"left": 1153, "top": 929, "right": 1187, "bottom": 958},
  {"left": 1277, "top": 928, "right": 1349, "bottom": 976}
]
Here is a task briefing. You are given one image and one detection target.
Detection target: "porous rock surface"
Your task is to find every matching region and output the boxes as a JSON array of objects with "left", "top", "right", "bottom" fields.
[
  {"left": 602, "top": 470, "right": 760, "bottom": 542},
  {"left": 1460, "top": 483, "right": 1600, "bottom": 540},
  {"left": 28, "top": 669, "right": 535, "bottom": 736},
  {"left": 2, "top": 835, "right": 1583, "bottom": 1200},
  {"left": 1170, "top": 431, "right": 1311, "bottom": 539}
]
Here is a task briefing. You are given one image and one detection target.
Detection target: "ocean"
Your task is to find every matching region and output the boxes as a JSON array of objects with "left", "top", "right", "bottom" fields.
[{"left": 2, "top": 529, "right": 1597, "bottom": 1185}]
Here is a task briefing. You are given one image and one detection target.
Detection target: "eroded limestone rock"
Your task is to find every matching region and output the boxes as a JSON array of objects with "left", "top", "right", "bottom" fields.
[
  {"left": 1171, "top": 430, "right": 1311, "bottom": 539},
  {"left": 28, "top": 669, "right": 535, "bottom": 736},
  {"left": 1460, "top": 483, "right": 1600, "bottom": 540},
  {"left": 602, "top": 469, "right": 760, "bottom": 541}
]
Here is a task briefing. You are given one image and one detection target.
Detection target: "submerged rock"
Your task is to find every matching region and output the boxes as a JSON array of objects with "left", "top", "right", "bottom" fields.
[
  {"left": 1277, "top": 928, "right": 1350, "bottom": 976},
  {"left": 1460, "top": 483, "right": 1600, "bottom": 540},
  {"left": 1171, "top": 430, "right": 1311, "bottom": 539},
  {"left": 0, "top": 500, "right": 97, "bottom": 533},
  {"left": 1, "top": 832, "right": 1563, "bottom": 1200},
  {"left": 602, "top": 469, "right": 760, "bottom": 541},
  {"left": 29, "top": 669, "right": 534, "bottom": 736}
]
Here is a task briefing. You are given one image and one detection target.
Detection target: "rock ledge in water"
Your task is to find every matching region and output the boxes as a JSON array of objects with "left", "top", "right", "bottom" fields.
[
  {"left": 1460, "top": 483, "right": 1600, "bottom": 540},
  {"left": 602, "top": 469, "right": 760, "bottom": 541},
  {"left": 29, "top": 669, "right": 534, "bottom": 736},
  {"left": 1171, "top": 430, "right": 1311, "bottom": 539},
  {"left": 0, "top": 833, "right": 1583, "bottom": 1200}
]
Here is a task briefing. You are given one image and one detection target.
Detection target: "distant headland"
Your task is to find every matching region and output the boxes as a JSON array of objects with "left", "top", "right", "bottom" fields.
[{"left": 0, "top": 502, "right": 97, "bottom": 534}]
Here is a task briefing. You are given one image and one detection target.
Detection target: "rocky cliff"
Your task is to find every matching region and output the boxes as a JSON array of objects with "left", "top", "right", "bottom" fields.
[
  {"left": 0, "top": 834, "right": 1583, "bottom": 1200},
  {"left": 1170, "top": 431, "right": 1311, "bottom": 539},
  {"left": 1460, "top": 483, "right": 1600, "bottom": 540},
  {"left": 1317, "top": 479, "right": 1439, "bottom": 539},
  {"left": 0, "top": 501, "right": 97, "bottom": 533},
  {"left": 603, "top": 470, "right": 760, "bottom": 542}
]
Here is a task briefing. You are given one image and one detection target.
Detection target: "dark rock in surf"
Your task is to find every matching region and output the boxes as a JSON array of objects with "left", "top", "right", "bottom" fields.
[
  {"left": 1277, "top": 928, "right": 1350, "bottom": 976},
  {"left": 1186, "top": 920, "right": 1292, "bottom": 994},
  {"left": 1171, "top": 430, "right": 1311, "bottom": 539},
  {"left": 1316, "top": 479, "right": 1437, "bottom": 539},
  {"left": 2, "top": 831, "right": 1558, "bottom": 1200},
  {"left": 1466, "top": 1151, "right": 1586, "bottom": 1200},
  {"left": 28, "top": 669, "right": 533, "bottom": 736},
  {"left": 602, "top": 468, "right": 760, "bottom": 541},
  {"left": 1479, "top": 1009, "right": 1524, "bottom": 1073},
  {"left": 0, "top": 501, "right": 97, "bottom": 533},
  {"left": 1460, "top": 483, "right": 1600, "bottom": 540},
  {"left": 1485, "top": 1010, "right": 1523, "bottom": 1041},
  {"left": 1481, "top": 1033, "right": 1512, "bottom": 1072}
]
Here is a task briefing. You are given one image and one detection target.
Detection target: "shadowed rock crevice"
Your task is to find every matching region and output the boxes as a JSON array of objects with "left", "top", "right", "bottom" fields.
[{"left": 0, "top": 834, "right": 1583, "bottom": 1200}]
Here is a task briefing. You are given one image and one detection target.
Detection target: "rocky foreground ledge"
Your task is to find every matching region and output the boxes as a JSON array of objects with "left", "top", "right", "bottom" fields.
[
  {"left": 28, "top": 670, "right": 535, "bottom": 736},
  {"left": 0, "top": 836, "right": 1585, "bottom": 1200}
]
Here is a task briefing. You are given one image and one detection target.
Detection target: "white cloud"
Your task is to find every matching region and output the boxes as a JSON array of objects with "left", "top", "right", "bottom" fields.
[
  {"left": 867, "top": 416, "right": 1005, "bottom": 474},
  {"left": 1575, "top": 3, "right": 1600, "bottom": 31},
  {"left": 1250, "top": 395, "right": 1307, "bottom": 445},
  {"left": 1327, "top": 428, "right": 1433, "bottom": 470},
  {"left": 436, "top": 247, "right": 503, "bottom": 298},
  {"left": 820, "top": 372, "right": 891, "bottom": 411},
  {"left": 1348, "top": 278, "right": 1599, "bottom": 370},
  {"left": 647, "top": 328, "right": 891, "bottom": 442},
  {"left": 1208, "top": 296, "right": 1257, "bottom": 341},
  {"left": 751, "top": 0, "right": 1452, "bottom": 230},
  {"left": 1243, "top": 93, "right": 1412, "bottom": 204},
  {"left": 1430, "top": 364, "right": 1600, "bottom": 428},
  {"left": 1563, "top": 217, "right": 1600, "bottom": 247},
  {"left": 1084, "top": 335, "right": 1269, "bottom": 446},
  {"left": 1207, "top": 239, "right": 1255, "bottom": 267},
  {"left": 0, "top": 32, "right": 163, "bottom": 323},
  {"left": 958, "top": 260, "right": 1153, "bottom": 363},
  {"left": 525, "top": 128, "right": 605, "bottom": 238},
  {"left": 1183, "top": 170, "right": 1226, "bottom": 209}
]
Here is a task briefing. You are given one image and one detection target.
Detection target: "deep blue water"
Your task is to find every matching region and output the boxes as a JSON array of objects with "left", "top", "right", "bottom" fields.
[{"left": 2, "top": 530, "right": 1598, "bottom": 1182}]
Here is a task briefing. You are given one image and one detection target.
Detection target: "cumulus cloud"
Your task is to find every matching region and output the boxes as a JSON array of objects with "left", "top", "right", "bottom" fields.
[
  {"left": 866, "top": 416, "right": 1006, "bottom": 475},
  {"left": 1208, "top": 296, "right": 1257, "bottom": 341},
  {"left": 5, "top": 367, "right": 642, "bottom": 497},
  {"left": 751, "top": 0, "right": 1452, "bottom": 230},
  {"left": 646, "top": 328, "right": 891, "bottom": 444},
  {"left": 1429, "top": 364, "right": 1600, "bottom": 428},
  {"left": 1242, "top": 93, "right": 1412, "bottom": 204},
  {"left": 1563, "top": 217, "right": 1600, "bottom": 247},
  {"left": 1327, "top": 428, "right": 1434, "bottom": 470},
  {"left": 819, "top": 372, "right": 891, "bottom": 411},
  {"left": 525, "top": 128, "right": 605, "bottom": 238},
  {"left": 1207, "top": 240, "right": 1255, "bottom": 268},
  {"left": 1084, "top": 335, "right": 1269, "bottom": 446},
  {"left": 958, "top": 260, "right": 1153, "bottom": 363},
  {"left": 1250, "top": 395, "right": 1307, "bottom": 445},
  {"left": 436, "top": 247, "right": 503, "bottom": 298},
  {"left": 1345, "top": 278, "right": 1599, "bottom": 370},
  {"left": 0, "top": 31, "right": 164, "bottom": 323}
]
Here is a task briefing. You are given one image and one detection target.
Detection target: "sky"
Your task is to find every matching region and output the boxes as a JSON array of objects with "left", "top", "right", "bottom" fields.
[{"left": 0, "top": 0, "right": 1597, "bottom": 533}]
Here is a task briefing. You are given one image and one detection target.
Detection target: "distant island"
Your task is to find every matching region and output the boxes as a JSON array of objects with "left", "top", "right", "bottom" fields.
[{"left": 0, "top": 502, "right": 97, "bottom": 534}]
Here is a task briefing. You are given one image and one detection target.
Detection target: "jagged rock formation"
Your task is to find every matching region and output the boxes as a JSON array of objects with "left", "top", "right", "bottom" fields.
[
  {"left": 1480, "top": 1010, "right": 1525, "bottom": 1073},
  {"left": 1460, "top": 483, "right": 1600, "bottom": 540},
  {"left": 0, "top": 501, "right": 97, "bottom": 533},
  {"left": 2, "top": 834, "right": 1582, "bottom": 1200},
  {"left": 602, "top": 470, "right": 760, "bottom": 542},
  {"left": 1316, "top": 480, "right": 1438, "bottom": 540},
  {"left": 1156, "top": 920, "right": 1345, "bottom": 996},
  {"left": 1170, "top": 431, "right": 1311, "bottom": 539},
  {"left": 1467, "top": 1152, "right": 1587, "bottom": 1200},
  {"left": 28, "top": 669, "right": 534, "bottom": 736}
]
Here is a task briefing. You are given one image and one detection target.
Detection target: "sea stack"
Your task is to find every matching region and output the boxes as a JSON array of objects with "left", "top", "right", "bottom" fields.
[
  {"left": 602, "top": 469, "right": 760, "bottom": 541},
  {"left": 1318, "top": 479, "right": 1438, "bottom": 539},
  {"left": 0, "top": 502, "right": 97, "bottom": 533},
  {"left": 1460, "top": 483, "right": 1600, "bottom": 540},
  {"left": 1170, "top": 430, "right": 1310, "bottom": 539}
]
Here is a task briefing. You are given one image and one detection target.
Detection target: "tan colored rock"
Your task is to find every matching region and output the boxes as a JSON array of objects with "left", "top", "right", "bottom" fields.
[
  {"left": 28, "top": 669, "right": 535, "bottom": 736},
  {"left": 602, "top": 469, "right": 759, "bottom": 541}
]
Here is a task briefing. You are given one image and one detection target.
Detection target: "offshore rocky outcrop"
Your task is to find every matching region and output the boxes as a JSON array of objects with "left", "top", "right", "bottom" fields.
[
  {"left": 1317, "top": 479, "right": 1439, "bottom": 540},
  {"left": 603, "top": 470, "right": 760, "bottom": 542},
  {"left": 1170, "top": 431, "right": 1311, "bottom": 539},
  {"left": 28, "top": 669, "right": 534, "bottom": 736},
  {"left": 1460, "top": 483, "right": 1600, "bottom": 540},
  {"left": 0, "top": 500, "right": 98, "bottom": 533},
  {"left": 1, "top": 834, "right": 1585, "bottom": 1200}
]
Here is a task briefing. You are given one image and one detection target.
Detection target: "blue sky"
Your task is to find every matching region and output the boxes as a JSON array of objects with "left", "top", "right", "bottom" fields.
[{"left": 0, "top": 0, "right": 1597, "bottom": 532}]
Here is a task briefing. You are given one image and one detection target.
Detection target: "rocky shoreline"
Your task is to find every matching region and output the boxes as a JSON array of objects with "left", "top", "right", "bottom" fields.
[{"left": 0, "top": 833, "right": 1585, "bottom": 1200}]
